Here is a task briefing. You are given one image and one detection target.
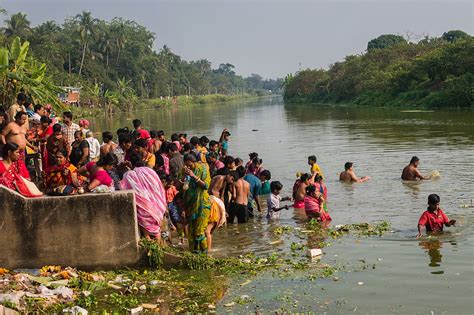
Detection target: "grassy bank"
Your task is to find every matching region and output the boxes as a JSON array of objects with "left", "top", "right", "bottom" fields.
[{"left": 141, "top": 93, "right": 269, "bottom": 108}]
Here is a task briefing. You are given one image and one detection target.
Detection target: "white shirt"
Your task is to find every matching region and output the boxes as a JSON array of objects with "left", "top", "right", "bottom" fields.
[
  {"left": 266, "top": 193, "right": 281, "bottom": 220},
  {"left": 31, "top": 112, "right": 42, "bottom": 123},
  {"left": 86, "top": 137, "right": 101, "bottom": 160}
]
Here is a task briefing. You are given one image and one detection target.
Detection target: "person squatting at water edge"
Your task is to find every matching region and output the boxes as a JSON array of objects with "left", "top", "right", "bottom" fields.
[{"left": 0, "top": 100, "right": 457, "bottom": 253}]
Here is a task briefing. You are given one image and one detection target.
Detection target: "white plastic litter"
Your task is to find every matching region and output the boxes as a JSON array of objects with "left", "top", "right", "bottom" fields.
[
  {"left": 307, "top": 248, "right": 322, "bottom": 258},
  {"left": 62, "top": 306, "right": 88, "bottom": 315}
]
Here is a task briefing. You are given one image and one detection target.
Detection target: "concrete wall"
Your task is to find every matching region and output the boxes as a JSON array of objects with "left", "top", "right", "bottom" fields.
[{"left": 0, "top": 186, "right": 145, "bottom": 270}]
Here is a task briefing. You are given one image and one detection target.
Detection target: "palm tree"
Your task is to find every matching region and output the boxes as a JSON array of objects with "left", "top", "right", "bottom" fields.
[
  {"left": 111, "top": 19, "right": 127, "bottom": 64},
  {"left": 75, "top": 11, "right": 97, "bottom": 76},
  {"left": 98, "top": 26, "right": 113, "bottom": 70},
  {"left": 4, "top": 12, "right": 31, "bottom": 39}
]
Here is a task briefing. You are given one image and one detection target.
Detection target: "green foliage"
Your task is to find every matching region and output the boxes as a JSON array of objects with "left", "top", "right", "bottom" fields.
[
  {"left": 284, "top": 33, "right": 473, "bottom": 108},
  {"left": 367, "top": 34, "right": 407, "bottom": 51},
  {"left": 442, "top": 30, "right": 470, "bottom": 43},
  {"left": 0, "top": 10, "right": 282, "bottom": 111}
]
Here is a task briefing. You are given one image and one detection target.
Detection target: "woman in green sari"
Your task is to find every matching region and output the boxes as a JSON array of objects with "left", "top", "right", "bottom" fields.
[{"left": 182, "top": 154, "right": 211, "bottom": 253}]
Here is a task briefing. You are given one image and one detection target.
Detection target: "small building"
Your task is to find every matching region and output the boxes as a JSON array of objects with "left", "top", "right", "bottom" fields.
[{"left": 59, "top": 87, "right": 81, "bottom": 106}]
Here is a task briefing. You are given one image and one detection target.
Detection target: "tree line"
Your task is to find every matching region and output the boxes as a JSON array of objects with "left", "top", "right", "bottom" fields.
[
  {"left": 0, "top": 9, "right": 282, "bottom": 110},
  {"left": 284, "top": 31, "right": 473, "bottom": 108}
]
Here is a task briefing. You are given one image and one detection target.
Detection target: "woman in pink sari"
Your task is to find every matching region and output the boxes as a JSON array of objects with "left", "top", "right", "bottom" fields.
[
  {"left": 121, "top": 152, "right": 167, "bottom": 241},
  {"left": 304, "top": 184, "right": 332, "bottom": 223}
]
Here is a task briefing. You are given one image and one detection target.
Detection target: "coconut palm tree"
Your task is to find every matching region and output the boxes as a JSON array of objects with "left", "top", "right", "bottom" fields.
[
  {"left": 3, "top": 12, "right": 32, "bottom": 39},
  {"left": 75, "top": 11, "right": 97, "bottom": 76}
]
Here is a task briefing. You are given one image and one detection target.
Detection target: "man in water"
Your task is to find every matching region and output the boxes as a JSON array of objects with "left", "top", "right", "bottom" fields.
[
  {"left": 340, "top": 162, "right": 370, "bottom": 183},
  {"left": 401, "top": 156, "right": 430, "bottom": 181},
  {"left": 229, "top": 169, "right": 250, "bottom": 223},
  {"left": 209, "top": 171, "right": 238, "bottom": 199},
  {"left": 242, "top": 166, "right": 262, "bottom": 215}
]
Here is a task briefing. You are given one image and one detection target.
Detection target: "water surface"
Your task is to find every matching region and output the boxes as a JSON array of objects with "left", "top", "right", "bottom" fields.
[{"left": 92, "top": 98, "right": 474, "bottom": 313}]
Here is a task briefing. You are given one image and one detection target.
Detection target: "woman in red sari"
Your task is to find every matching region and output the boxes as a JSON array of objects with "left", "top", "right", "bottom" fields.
[
  {"left": 0, "top": 142, "right": 30, "bottom": 190},
  {"left": 43, "top": 148, "right": 84, "bottom": 193}
]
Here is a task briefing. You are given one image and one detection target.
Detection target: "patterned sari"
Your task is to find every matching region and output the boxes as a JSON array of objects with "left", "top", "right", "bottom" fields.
[
  {"left": 121, "top": 167, "right": 167, "bottom": 237},
  {"left": 0, "top": 160, "right": 30, "bottom": 190},
  {"left": 183, "top": 162, "right": 211, "bottom": 253},
  {"left": 43, "top": 162, "right": 83, "bottom": 190}
]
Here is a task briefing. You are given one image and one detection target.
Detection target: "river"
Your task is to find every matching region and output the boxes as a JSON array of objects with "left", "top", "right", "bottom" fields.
[{"left": 90, "top": 97, "right": 474, "bottom": 314}]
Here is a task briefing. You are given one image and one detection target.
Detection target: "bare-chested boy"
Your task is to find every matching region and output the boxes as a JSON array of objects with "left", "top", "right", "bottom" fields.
[
  {"left": 209, "top": 172, "right": 238, "bottom": 199},
  {"left": 294, "top": 173, "right": 311, "bottom": 208},
  {"left": 1, "top": 112, "right": 35, "bottom": 158},
  {"left": 401, "top": 156, "right": 430, "bottom": 181},
  {"left": 229, "top": 168, "right": 250, "bottom": 223}
]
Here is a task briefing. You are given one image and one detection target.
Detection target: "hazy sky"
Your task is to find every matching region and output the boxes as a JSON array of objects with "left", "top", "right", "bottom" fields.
[{"left": 2, "top": 0, "right": 473, "bottom": 78}]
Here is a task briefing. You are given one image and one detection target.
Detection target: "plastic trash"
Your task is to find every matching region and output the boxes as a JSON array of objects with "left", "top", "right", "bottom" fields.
[
  {"left": 62, "top": 306, "right": 88, "bottom": 314},
  {"left": 307, "top": 248, "right": 322, "bottom": 258}
]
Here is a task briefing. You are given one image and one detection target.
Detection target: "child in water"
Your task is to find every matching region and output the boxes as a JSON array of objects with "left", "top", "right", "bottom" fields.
[
  {"left": 417, "top": 194, "right": 456, "bottom": 238},
  {"left": 266, "top": 181, "right": 292, "bottom": 220}
]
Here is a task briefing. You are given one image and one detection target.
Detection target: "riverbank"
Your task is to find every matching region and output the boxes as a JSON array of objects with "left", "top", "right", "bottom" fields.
[{"left": 70, "top": 93, "right": 277, "bottom": 119}]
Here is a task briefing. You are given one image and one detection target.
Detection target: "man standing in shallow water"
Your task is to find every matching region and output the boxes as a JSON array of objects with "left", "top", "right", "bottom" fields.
[
  {"left": 401, "top": 156, "right": 431, "bottom": 181},
  {"left": 340, "top": 162, "right": 370, "bottom": 183}
]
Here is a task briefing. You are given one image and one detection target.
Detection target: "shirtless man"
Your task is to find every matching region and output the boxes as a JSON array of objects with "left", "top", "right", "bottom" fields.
[
  {"left": 401, "top": 156, "right": 430, "bottom": 181},
  {"left": 209, "top": 172, "right": 237, "bottom": 199},
  {"left": 340, "top": 162, "right": 370, "bottom": 183},
  {"left": 1, "top": 112, "right": 35, "bottom": 157},
  {"left": 229, "top": 169, "right": 250, "bottom": 223},
  {"left": 294, "top": 173, "right": 311, "bottom": 208},
  {"left": 100, "top": 131, "right": 118, "bottom": 156}
]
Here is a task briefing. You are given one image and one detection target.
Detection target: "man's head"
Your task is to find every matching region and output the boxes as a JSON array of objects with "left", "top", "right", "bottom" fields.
[
  {"left": 226, "top": 171, "right": 239, "bottom": 183},
  {"left": 62, "top": 111, "right": 73, "bottom": 124},
  {"left": 74, "top": 130, "right": 84, "bottom": 142},
  {"left": 171, "top": 133, "right": 179, "bottom": 142},
  {"left": 344, "top": 162, "right": 353, "bottom": 171},
  {"left": 300, "top": 173, "right": 310, "bottom": 184},
  {"left": 168, "top": 142, "right": 178, "bottom": 153},
  {"left": 207, "top": 151, "right": 219, "bottom": 164},
  {"left": 40, "top": 116, "right": 51, "bottom": 128},
  {"left": 52, "top": 123, "right": 62, "bottom": 136},
  {"left": 34, "top": 104, "right": 45, "bottom": 115},
  {"left": 308, "top": 155, "right": 317, "bottom": 166},
  {"left": 270, "top": 181, "right": 283, "bottom": 195},
  {"left": 410, "top": 156, "right": 420, "bottom": 167},
  {"left": 223, "top": 155, "right": 235, "bottom": 169},
  {"left": 118, "top": 133, "right": 133, "bottom": 150},
  {"left": 17, "top": 93, "right": 27, "bottom": 105},
  {"left": 222, "top": 130, "right": 230, "bottom": 140},
  {"left": 199, "top": 136, "right": 210, "bottom": 148},
  {"left": 102, "top": 131, "right": 114, "bottom": 143},
  {"left": 132, "top": 119, "right": 142, "bottom": 130},
  {"left": 259, "top": 170, "right": 272, "bottom": 182},
  {"left": 428, "top": 193, "right": 440, "bottom": 210},
  {"left": 190, "top": 136, "right": 200, "bottom": 148},
  {"left": 236, "top": 165, "right": 246, "bottom": 179},
  {"left": 134, "top": 138, "right": 148, "bottom": 154},
  {"left": 209, "top": 140, "right": 219, "bottom": 153},
  {"left": 157, "top": 130, "right": 165, "bottom": 141},
  {"left": 15, "top": 111, "right": 27, "bottom": 125},
  {"left": 183, "top": 143, "right": 193, "bottom": 154},
  {"left": 235, "top": 157, "right": 243, "bottom": 167}
]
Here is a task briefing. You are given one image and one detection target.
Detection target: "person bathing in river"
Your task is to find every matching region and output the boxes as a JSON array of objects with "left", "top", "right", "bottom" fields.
[
  {"left": 304, "top": 184, "right": 331, "bottom": 223},
  {"left": 267, "top": 181, "right": 292, "bottom": 220},
  {"left": 339, "top": 162, "right": 370, "bottom": 183},
  {"left": 417, "top": 194, "right": 456, "bottom": 238},
  {"left": 219, "top": 129, "right": 231, "bottom": 157},
  {"left": 258, "top": 170, "right": 272, "bottom": 196},
  {"left": 308, "top": 155, "right": 324, "bottom": 180},
  {"left": 293, "top": 173, "right": 311, "bottom": 209},
  {"left": 242, "top": 166, "right": 262, "bottom": 216},
  {"left": 402, "top": 156, "right": 431, "bottom": 181},
  {"left": 229, "top": 168, "right": 250, "bottom": 223}
]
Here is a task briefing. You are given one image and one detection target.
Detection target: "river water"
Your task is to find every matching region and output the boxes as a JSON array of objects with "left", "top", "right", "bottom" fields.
[{"left": 91, "top": 97, "right": 474, "bottom": 314}]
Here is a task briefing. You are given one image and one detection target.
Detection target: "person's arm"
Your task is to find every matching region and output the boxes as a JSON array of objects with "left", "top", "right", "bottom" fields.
[
  {"left": 416, "top": 224, "right": 425, "bottom": 238},
  {"left": 87, "top": 179, "right": 101, "bottom": 191},
  {"left": 78, "top": 143, "right": 90, "bottom": 166},
  {"left": 415, "top": 169, "right": 430, "bottom": 180},
  {"left": 272, "top": 205, "right": 289, "bottom": 212},
  {"left": 77, "top": 165, "right": 89, "bottom": 176},
  {"left": 1, "top": 124, "right": 11, "bottom": 144}
]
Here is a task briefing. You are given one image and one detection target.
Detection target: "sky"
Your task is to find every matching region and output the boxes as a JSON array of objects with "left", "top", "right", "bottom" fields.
[{"left": 1, "top": 0, "right": 473, "bottom": 78}]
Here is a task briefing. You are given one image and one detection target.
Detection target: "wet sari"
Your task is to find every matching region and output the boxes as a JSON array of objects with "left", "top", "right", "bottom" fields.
[
  {"left": 121, "top": 167, "right": 167, "bottom": 237},
  {"left": 183, "top": 162, "right": 211, "bottom": 253}
]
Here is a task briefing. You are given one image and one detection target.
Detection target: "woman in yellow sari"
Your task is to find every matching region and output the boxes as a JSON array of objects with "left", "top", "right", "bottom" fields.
[
  {"left": 43, "top": 149, "right": 84, "bottom": 194},
  {"left": 182, "top": 154, "right": 211, "bottom": 253}
]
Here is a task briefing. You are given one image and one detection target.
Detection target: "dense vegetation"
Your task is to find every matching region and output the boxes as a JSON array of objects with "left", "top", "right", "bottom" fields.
[
  {"left": 0, "top": 9, "right": 282, "bottom": 110},
  {"left": 284, "top": 31, "right": 473, "bottom": 108}
]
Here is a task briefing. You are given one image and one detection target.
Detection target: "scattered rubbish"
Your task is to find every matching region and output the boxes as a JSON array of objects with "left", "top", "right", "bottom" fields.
[
  {"left": 357, "top": 282, "right": 364, "bottom": 286},
  {"left": 333, "top": 277, "right": 339, "bottom": 281},
  {"left": 269, "top": 240, "right": 284, "bottom": 245},
  {"left": 62, "top": 306, "right": 88, "bottom": 314},
  {"left": 0, "top": 305, "right": 19, "bottom": 315},
  {"left": 149, "top": 280, "right": 159, "bottom": 286},
  {"left": 139, "top": 284, "right": 147, "bottom": 292},
  {"left": 207, "top": 304, "right": 216, "bottom": 309},
  {"left": 129, "top": 306, "right": 143, "bottom": 314},
  {"left": 307, "top": 248, "right": 322, "bottom": 258},
  {"left": 0, "top": 292, "right": 25, "bottom": 308},
  {"left": 251, "top": 129, "right": 258, "bottom": 131},
  {"left": 224, "top": 302, "right": 235, "bottom": 307},
  {"left": 141, "top": 303, "right": 158, "bottom": 310},
  {"left": 107, "top": 283, "right": 123, "bottom": 290},
  {"left": 377, "top": 258, "right": 383, "bottom": 261},
  {"left": 240, "top": 279, "right": 252, "bottom": 287}
]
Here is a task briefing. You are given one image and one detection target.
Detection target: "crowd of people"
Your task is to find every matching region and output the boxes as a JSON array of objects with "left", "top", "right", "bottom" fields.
[{"left": 0, "top": 93, "right": 456, "bottom": 254}]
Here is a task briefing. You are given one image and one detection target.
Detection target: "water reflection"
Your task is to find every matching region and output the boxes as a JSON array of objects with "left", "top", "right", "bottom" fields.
[{"left": 419, "top": 239, "right": 443, "bottom": 269}]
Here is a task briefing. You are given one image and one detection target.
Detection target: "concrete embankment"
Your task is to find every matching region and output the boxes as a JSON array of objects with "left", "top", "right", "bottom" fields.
[{"left": 0, "top": 187, "right": 145, "bottom": 270}]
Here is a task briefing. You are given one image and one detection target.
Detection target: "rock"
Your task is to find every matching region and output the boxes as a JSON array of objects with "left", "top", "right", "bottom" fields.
[
  {"left": 129, "top": 306, "right": 143, "bottom": 314},
  {"left": 62, "top": 306, "right": 88, "bottom": 314},
  {"left": 307, "top": 248, "right": 322, "bottom": 258}
]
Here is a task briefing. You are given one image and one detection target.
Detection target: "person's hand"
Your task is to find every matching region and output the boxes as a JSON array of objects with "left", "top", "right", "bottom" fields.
[
  {"left": 284, "top": 205, "right": 289, "bottom": 210},
  {"left": 448, "top": 219, "right": 456, "bottom": 226}
]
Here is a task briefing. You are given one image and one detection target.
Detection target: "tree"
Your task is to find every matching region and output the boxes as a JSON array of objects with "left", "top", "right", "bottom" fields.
[
  {"left": 367, "top": 34, "right": 407, "bottom": 51},
  {"left": 3, "top": 12, "right": 31, "bottom": 39},
  {"left": 442, "top": 30, "right": 470, "bottom": 43},
  {"left": 74, "top": 11, "right": 97, "bottom": 76}
]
